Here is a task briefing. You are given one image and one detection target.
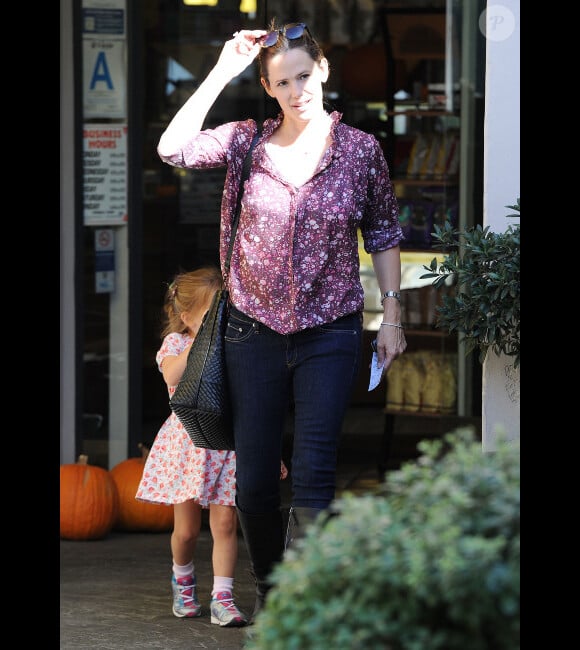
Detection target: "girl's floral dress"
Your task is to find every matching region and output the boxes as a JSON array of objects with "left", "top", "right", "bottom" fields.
[{"left": 135, "top": 332, "right": 237, "bottom": 507}]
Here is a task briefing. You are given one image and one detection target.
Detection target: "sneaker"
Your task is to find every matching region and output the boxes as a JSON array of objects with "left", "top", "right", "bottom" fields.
[
  {"left": 171, "top": 574, "right": 202, "bottom": 618},
  {"left": 210, "top": 591, "right": 248, "bottom": 627}
]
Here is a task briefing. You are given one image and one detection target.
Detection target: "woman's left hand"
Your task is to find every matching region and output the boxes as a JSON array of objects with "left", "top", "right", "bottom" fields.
[{"left": 375, "top": 324, "right": 407, "bottom": 374}]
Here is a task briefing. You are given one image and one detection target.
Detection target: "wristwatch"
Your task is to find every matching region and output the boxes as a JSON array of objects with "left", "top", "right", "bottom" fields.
[{"left": 381, "top": 290, "right": 401, "bottom": 304}]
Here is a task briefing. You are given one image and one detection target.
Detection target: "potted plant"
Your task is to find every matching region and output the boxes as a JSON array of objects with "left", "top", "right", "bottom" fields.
[{"left": 420, "top": 199, "right": 520, "bottom": 368}]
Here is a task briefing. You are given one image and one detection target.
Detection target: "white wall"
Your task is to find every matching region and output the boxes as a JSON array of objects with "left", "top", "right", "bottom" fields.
[{"left": 481, "top": 1, "right": 520, "bottom": 450}]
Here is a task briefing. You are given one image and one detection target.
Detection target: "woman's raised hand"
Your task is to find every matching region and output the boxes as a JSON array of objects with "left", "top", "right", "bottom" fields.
[{"left": 215, "top": 30, "right": 267, "bottom": 80}]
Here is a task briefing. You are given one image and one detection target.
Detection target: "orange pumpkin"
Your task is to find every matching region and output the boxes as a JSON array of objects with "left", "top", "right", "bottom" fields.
[
  {"left": 110, "top": 443, "right": 174, "bottom": 532},
  {"left": 60, "top": 455, "right": 119, "bottom": 540}
]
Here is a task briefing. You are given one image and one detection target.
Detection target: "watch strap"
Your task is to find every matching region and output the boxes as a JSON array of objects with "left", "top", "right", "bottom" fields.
[{"left": 381, "top": 290, "right": 401, "bottom": 304}]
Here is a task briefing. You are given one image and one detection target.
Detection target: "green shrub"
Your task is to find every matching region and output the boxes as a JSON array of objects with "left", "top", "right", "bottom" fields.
[{"left": 246, "top": 428, "right": 520, "bottom": 650}]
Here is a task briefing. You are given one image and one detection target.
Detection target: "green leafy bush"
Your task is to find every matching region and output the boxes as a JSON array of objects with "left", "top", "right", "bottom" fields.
[
  {"left": 246, "top": 428, "right": 520, "bottom": 650},
  {"left": 421, "top": 199, "right": 520, "bottom": 367}
]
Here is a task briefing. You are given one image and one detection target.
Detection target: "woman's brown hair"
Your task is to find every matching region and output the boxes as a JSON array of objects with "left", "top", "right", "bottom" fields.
[{"left": 257, "top": 19, "right": 326, "bottom": 85}]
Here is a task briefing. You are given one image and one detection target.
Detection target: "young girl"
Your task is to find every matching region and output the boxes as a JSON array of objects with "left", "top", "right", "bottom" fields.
[{"left": 135, "top": 266, "right": 247, "bottom": 627}]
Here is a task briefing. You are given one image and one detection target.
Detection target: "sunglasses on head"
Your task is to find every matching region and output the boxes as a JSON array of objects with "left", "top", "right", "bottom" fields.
[{"left": 257, "top": 22, "right": 310, "bottom": 48}]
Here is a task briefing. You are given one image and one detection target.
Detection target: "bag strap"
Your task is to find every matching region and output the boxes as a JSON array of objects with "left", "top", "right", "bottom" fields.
[{"left": 224, "top": 126, "right": 261, "bottom": 278}]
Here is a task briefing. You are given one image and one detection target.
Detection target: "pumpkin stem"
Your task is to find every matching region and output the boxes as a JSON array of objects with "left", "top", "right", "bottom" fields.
[
  {"left": 137, "top": 442, "right": 150, "bottom": 461},
  {"left": 78, "top": 454, "right": 89, "bottom": 465}
]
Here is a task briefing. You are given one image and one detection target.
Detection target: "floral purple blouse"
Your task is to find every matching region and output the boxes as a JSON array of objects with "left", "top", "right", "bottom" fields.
[{"left": 159, "top": 111, "right": 403, "bottom": 335}]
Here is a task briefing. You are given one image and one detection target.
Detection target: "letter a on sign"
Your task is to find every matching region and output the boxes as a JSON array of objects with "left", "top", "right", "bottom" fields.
[
  {"left": 90, "top": 51, "right": 114, "bottom": 90},
  {"left": 83, "top": 38, "right": 126, "bottom": 118}
]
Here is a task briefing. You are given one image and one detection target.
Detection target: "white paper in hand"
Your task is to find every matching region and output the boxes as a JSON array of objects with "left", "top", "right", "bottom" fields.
[{"left": 368, "top": 352, "right": 384, "bottom": 391}]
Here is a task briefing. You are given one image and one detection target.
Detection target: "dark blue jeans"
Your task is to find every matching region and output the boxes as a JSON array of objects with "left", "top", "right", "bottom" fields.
[{"left": 225, "top": 305, "right": 362, "bottom": 514}]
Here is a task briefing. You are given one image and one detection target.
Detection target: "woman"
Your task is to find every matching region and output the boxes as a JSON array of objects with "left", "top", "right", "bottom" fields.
[{"left": 157, "top": 20, "right": 406, "bottom": 622}]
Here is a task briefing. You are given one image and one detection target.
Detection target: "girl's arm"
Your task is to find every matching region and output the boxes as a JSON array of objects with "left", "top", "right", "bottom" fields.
[{"left": 160, "top": 343, "right": 191, "bottom": 387}]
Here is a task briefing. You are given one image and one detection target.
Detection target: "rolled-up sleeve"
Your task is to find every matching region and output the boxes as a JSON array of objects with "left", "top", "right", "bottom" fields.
[
  {"left": 358, "top": 136, "right": 403, "bottom": 253},
  {"left": 158, "top": 121, "right": 255, "bottom": 170}
]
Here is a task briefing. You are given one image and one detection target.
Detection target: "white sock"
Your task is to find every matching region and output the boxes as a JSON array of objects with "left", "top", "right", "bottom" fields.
[
  {"left": 211, "top": 576, "right": 234, "bottom": 599},
  {"left": 172, "top": 561, "right": 194, "bottom": 578}
]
